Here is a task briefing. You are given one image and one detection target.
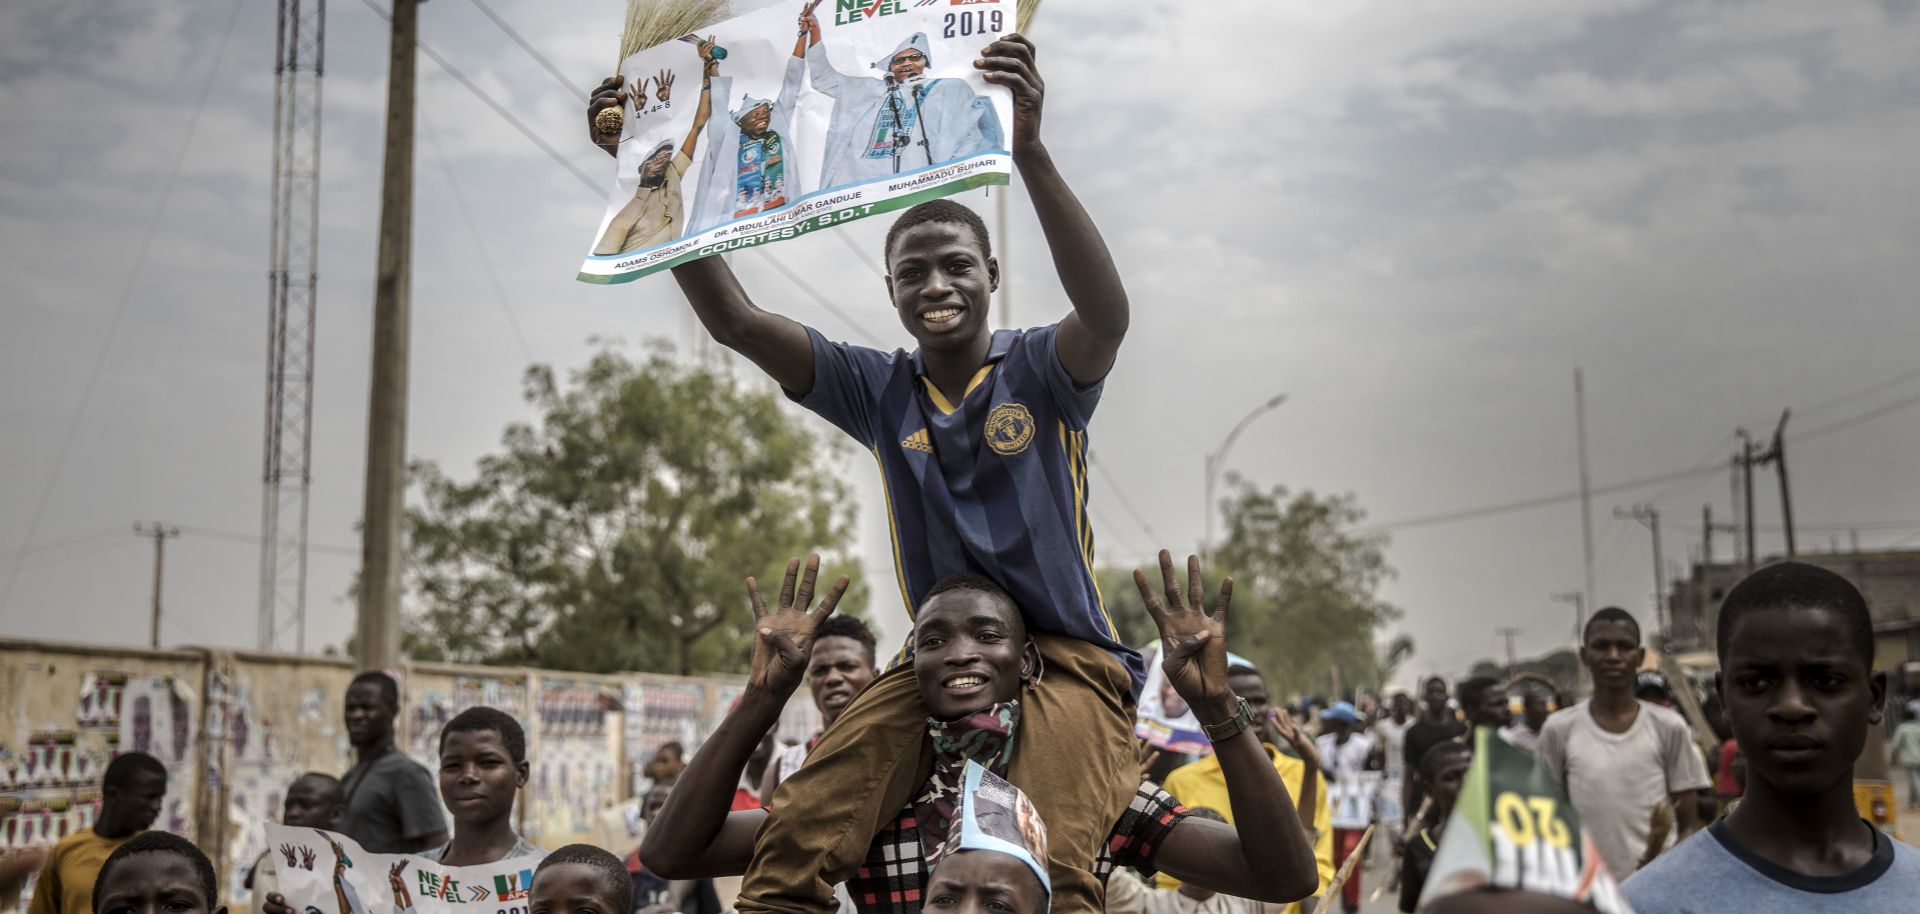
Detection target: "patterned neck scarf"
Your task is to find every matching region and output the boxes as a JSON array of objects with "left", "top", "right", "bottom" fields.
[{"left": 915, "top": 701, "right": 1019, "bottom": 859}]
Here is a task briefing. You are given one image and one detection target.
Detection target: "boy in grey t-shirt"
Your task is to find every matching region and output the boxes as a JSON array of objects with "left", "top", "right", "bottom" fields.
[{"left": 1623, "top": 562, "right": 1920, "bottom": 912}]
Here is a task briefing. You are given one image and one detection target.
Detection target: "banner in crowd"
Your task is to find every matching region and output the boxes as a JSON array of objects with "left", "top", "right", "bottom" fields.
[
  {"left": 1132, "top": 641, "right": 1254, "bottom": 755},
  {"left": 1420, "top": 730, "right": 1634, "bottom": 913},
  {"left": 264, "top": 825, "right": 543, "bottom": 914},
  {"left": 577, "top": 0, "right": 1016, "bottom": 283}
]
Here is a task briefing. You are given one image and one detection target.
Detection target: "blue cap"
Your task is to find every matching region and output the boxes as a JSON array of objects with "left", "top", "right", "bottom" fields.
[{"left": 1321, "top": 701, "right": 1359, "bottom": 724}]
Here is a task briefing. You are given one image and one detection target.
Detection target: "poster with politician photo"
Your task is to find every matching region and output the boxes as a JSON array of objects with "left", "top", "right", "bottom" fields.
[{"left": 578, "top": 0, "right": 1014, "bottom": 283}]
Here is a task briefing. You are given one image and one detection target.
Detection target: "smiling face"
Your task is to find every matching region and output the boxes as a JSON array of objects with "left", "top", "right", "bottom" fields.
[
  {"left": 1581, "top": 620, "right": 1644, "bottom": 692},
  {"left": 809, "top": 635, "right": 877, "bottom": 727},
  {"left": 912, "top": 589, "right": 1036, "bottom": 721},
  {"left": 1719, "top": 604, "right": 1885, "bottom": 798},
  {"left": 886, "top": 221, "right": 997, "bottom": 354},
  {"left": 437, "top": 728, "right": 527, "bottom": 827},
  {"left": 640, "top": 146, "right": 674, "bottom": 181},
  {"left": 94, "top": 852, "right": 221, "bottom": 914},
  {"left": 343, "top": 682, "right": 395, "bottom": 749},
  {"left": 925, "top": 851, "right": 1046, "bottom": 914},
  {"left": 739, "top": 105, "right": 772, "bottom": 137},
  {"left": 889, "top": 49, "right": 929, "bottom": 83}
]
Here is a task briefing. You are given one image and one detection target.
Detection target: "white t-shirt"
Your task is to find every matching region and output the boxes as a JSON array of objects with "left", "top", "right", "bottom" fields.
[
  {"left": 1105, "top": 871, "right": 1285, "bottom": 914},
  {"left": 1316, "top": 732, "right": 1377, "bottom": 831},
  {"left": 1535, "top": 699, "right": 1712, "bottom": 880},
  {"left": 1374, "top": 717, "right": 1414, "bottom": 779}
]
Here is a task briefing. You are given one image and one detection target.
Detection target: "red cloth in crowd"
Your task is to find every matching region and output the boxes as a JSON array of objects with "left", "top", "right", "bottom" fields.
[{"left": 1715, "top": 739, "right": 1742, "bottom": 797}]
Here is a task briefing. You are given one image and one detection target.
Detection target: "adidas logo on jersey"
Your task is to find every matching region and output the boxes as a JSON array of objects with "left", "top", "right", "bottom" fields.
[{"left": 901, "top": 429, "right": 932, "bottom": 453}]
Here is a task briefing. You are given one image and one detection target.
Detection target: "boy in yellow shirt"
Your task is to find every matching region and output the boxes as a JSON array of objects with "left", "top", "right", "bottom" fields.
[{"left": 27, "top": 752, "right": 166, "bottom": 914}]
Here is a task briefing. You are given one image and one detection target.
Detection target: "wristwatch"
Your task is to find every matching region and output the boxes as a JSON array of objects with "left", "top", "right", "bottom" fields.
[{"left": 1203, "top": 697, "right": 1256, "bottom": 743}]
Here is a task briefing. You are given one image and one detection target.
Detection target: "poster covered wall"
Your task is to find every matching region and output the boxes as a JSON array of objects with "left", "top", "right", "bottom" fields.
[{"left": 577, "top": 0, "right": 1014, "bottom": 283}]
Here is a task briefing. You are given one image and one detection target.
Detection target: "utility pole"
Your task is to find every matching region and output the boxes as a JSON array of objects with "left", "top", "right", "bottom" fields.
[
  {"left": 1700, "top": 505, "right": 1738, "bottom": 648},
  {"left": 1758, "top": 409, "right": 1796, "bottom": 557},
  {"left": 1736, "top": 429, "right": 1757, "bottom": 570},
  {"left": 1203, "top": 393, "right": 1287, "bottom": 556},
  {"left": 1615, "top": 504, "right": 1667, "bottom": 646},
  {"left": 358, "top": 0, "right": 419, "bottom": 671},
  {"left": 995, "top": 191, "right": 1011, "bottom": 329},
  {"left": 1497, "top": 627, "right": 1522, "bottom": 677},
  {"left": 133, "top": 522, "right": 180, "bottom": 649},
  {"left": 1574, "top": 369, "right": 1596, "bottom": 614},
  {"left": 1551, "top": 591, "right": 1586, "bottom": 693}
]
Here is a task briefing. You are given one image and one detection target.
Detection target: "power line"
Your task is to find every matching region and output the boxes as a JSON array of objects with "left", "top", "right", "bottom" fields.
[
  {"left": 752, "top": 253, "right": 886, "bottom": 347},
  {"left": 358, "top": 0, "right": 603, "bottom": 195},
  {"left": 1365, "top": 386, "right": 1920, "bottom": 535},
  {"left": 0, "top": 529, "right": 123, "bottom": 563},
  {"left": 178, "top": 525, "right": 359, "bottom": 556},
  {"left": 421, "top": 107, "right": 537, "bottom": 365},
  {"left": 0, "top": 538, "right": 137, "bottom": 574},
  {"left": 465, "top": 0, "right": 588, "bottom": 102},
  {"left": 1793, "top": 364, "right": 1920, "bottom": 419},
  {"left": 0, "top": 0, "right": 249, "bottom": 616},
  {"left": 1085, "top": 451, "right": 1160, "bottom": 546}
]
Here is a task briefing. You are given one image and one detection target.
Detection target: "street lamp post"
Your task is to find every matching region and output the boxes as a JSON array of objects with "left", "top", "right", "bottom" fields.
[{"left": 1204, "top": 393, "right": 1287, "bottom": 555}]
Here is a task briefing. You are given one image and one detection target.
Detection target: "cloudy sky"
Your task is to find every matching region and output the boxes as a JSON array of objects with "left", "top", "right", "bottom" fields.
[{"left": 4, "top": 0, "right": 1917, "bottom": 685}]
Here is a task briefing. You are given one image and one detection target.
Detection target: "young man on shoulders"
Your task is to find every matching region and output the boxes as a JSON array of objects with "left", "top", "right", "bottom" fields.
[
  {"left": 640, "top": 554, "right": 1319, "bottom": 913},
  {"left": 1534, "top": 608, "right": 1710, "bottom": 880},
  {"left": 589, "top": 33, "right": 1138, "bottom": 914},
  {"left": 1624, "top": 562, "right": 1920, "bottom": 912}
]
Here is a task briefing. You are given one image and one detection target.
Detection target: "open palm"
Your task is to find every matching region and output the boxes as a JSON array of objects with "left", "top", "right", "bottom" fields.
[
  {"left": 747, "top": 555, "right": 849, "bottom": 695},
  {"left": 1135, "top": 551, "right": 1233, "bottom": 721}
]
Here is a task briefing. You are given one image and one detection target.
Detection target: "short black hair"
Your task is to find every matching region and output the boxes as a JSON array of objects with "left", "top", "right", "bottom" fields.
[
  {"left": 290, "top": 771, "right": 344, "bottom": 803},
  {"left": 923, "top": 572, "right": 1020, "bottom": 626},
  {"left": 1455, "top": 677, "right": 1498, "bottom": 709},
  {"left": 1423, "top": 675, "right": 1448, "bottom": 692},
  {"left": 883, "top": 199, "right": 991, "bottom": 268},
  {"left": 350, "top": 670, "right": 400, "bottom": 709},
  {"left": 658, "top": 740, "right": 684, "bottom": 759},
  {"left": 1717, "top": 561, "right": 1874, "bottom": 666},
  {"left": 1583, "top": 607, "right": 1641, "bottom": 645},
  {"left": 92, "top": 831, "right": 216, "bottom": 913},
  {"left": 103, "top": 751, "right": 167, "bottom": 792},
  {"left": 535, "top": 844, "right": 632, "bottom": 914},
  {"left": 1419, "top": 740, "right": 1471, "bottom": 780},
  {"left": 814, "top": 614, "right": 879, "bottom": 663},
  {"left": 441, "top": 706, "right": 528, "bottom": 763}
]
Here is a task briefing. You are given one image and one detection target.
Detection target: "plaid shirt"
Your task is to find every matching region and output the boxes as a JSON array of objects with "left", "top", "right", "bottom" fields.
[{"left": 843, "top": 780, "right": 1189, "bottom": 914}]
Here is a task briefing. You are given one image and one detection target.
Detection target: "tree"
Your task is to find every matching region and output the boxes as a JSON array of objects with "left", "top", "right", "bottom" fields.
[
  {"left": 1210, "top": 475, "right": 1401, "bottom": 699},
  {"left": 1093, "top": 565, "right": 1164, "bottom": 650},
  {"left": 399, "top": 344, "right": 864, "bottom": 675}
]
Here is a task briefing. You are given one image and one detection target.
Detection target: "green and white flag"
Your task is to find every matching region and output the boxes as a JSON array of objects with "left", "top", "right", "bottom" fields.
[{"left": 1420, "top": 729, "right": 1635, "bottom": 913}]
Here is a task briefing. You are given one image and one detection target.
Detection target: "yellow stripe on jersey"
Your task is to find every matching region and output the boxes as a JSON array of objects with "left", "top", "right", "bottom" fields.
[{"left": 870, "top": 445, "right": 916, "bottom": 621}]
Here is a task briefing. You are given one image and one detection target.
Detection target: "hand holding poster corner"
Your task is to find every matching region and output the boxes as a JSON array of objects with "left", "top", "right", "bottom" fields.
[
  {"left": 1419, "top": 730, "right": 1635, "bottom": 913},
  {"left": 579, "top": 0, "right": 1017, "bottom": 284},
  {"left": 264, "top": 825, "right": 541, "bottom": 914}
]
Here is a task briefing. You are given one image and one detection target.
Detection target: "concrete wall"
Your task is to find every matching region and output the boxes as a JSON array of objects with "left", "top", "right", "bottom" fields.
[{"left": 1, "top": 639, "right": 822, "bottom": 909}]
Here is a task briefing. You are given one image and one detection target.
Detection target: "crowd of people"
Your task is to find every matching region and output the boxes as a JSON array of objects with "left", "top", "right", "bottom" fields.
[{"left": 5, "top": 25, "right": 1918, "bottom": 914}]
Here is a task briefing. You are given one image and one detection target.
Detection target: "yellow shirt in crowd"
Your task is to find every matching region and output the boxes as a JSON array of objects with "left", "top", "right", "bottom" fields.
[
  {"left": 1158, "top": 745, "right": 1336, "bottom": 914},
  {"left": 26, "top": 829, "right": 138, "bottom": 914}
]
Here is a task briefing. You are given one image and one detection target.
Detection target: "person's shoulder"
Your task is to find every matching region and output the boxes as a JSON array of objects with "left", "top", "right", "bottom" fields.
[
  {"left": 46, "top": 829, "right": 96, "bottom": 859},
  {"left": 1642, "top": 702, "right": 1695, "bottom": 735},
  {"left": 1163, "top": 753, "right": 1222, "bottom": 790},
  {"left": 1888, "top": 833, "right": 1920, "bottom": 876},
  {"left": 1539, "top": 702, "right": 1588, "bottom": 734},
  {"left": 1622, "top": 828, "right": 1732, "bottom": 906}
]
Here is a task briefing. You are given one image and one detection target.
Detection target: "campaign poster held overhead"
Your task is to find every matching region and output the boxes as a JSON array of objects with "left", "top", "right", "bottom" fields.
[{"left": 577, "top": 0, "right": 1015, "bottom": 284}]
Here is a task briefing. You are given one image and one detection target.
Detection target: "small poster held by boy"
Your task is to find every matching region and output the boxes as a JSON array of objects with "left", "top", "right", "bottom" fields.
[
  {"left": 1419, "top": 729, "right": 1635, "bottom": 913},
  {"left": 578, "top": 0, "right": 1015, "bottom": 283},
  {"left": 263, "top": 825, "right": 544, "bottom": 914}
]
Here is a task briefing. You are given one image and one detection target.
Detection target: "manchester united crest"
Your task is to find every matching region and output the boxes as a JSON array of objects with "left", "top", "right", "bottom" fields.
[{"left": 985, "top": 402, "right": 1035, "bottom": 456}]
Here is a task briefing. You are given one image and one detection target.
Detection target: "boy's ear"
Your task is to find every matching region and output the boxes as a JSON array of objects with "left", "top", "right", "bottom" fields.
[
  {"left": 213, "top": 905, "right": 231, "bottom": 914},
  {"left": 987, "top": 255, "right": 1000, "bottom": 292}
]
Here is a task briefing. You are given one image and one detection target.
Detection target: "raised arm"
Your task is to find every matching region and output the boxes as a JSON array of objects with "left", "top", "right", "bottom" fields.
[
  {"left": 642, "top": 557, "right": 850, "bottom": 878},
  {"left": 1271, "top": 707, "right": 1322, "bottom": 836},
  {"left": 793, "top": 0, "right": 823, "bottom": 59},
  {"left": 977, "top": 35, "right": 1128, "bottom": 386},
  {"left": 678, "top": 44, "right": 719, "bottom": 161},
  {"left": 1131, "top": 553, "right": 1319, "bottom": 904},
  {"left": 584, "top": 71, "right": 817, "bottom": 393}
]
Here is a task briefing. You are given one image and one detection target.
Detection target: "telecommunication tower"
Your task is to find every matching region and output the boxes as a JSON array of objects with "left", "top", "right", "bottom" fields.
[{"left": 259, "top": 0, "right": 325, "bottom": 652}]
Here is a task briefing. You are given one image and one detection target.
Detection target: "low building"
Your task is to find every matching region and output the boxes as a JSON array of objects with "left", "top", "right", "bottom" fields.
[{"left": 1668, "top": 548, "right": 1920, "bottom": 667}]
